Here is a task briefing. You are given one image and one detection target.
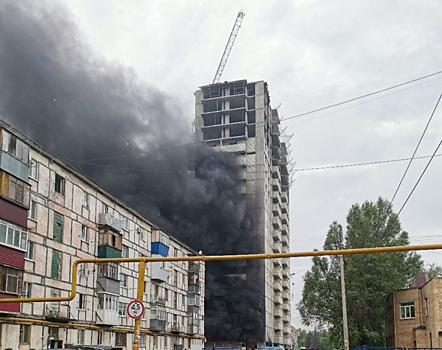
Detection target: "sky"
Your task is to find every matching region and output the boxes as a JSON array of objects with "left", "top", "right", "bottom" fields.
[{"left": 6, "top": 0, "right": 442, "bottom": 329}]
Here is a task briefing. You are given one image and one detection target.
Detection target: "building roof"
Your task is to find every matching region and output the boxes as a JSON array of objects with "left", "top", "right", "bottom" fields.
[{"left": 409, "top": 270, "right": 428, "bottom": 288}]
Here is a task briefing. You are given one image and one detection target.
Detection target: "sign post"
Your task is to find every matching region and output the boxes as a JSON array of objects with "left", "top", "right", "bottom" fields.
[{"left": 132, "top": 261, "right": 146, "bottom": 350}]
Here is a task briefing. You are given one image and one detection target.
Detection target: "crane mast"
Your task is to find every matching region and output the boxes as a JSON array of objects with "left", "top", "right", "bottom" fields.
[{"left": 212, "top": 10, "right": 245, "bottom": 84}]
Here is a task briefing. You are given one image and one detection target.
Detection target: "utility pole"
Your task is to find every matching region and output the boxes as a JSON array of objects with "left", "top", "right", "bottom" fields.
[{"left": 340, "top": 255, "right": 349, "bottom": 350}]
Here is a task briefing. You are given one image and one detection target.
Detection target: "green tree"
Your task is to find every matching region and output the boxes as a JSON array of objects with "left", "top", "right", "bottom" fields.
[
  {"left": 297, "top": 197, "right": 422, "bottom": 348},
  {"left": 424, "top": 263, "right": 442, "bottom": 279}
]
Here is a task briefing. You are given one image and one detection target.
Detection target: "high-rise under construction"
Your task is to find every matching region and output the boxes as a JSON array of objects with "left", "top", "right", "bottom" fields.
[{"left": 194, "top": 79, "right": 291, "bottom": 348}]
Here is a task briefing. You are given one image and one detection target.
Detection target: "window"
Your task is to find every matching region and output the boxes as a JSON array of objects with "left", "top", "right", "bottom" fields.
[
  {"left": 102, "top": 203, "right": 109, "bottom": 213},
  {"left": 119, "top": 302, "right": 127, "bottom": 316},
  {"left": 29, "top": 158, "right": 38, "bottom": 179},
  {"left": 25, "top": 241, "right": 34, "bottom": 260},
  {"left": 97, "top": 263, "right": 119, "bottom": 280},
  {"left": 8, "top": 175, "right": 31, "bottom": 207},
  {"left": 79, "top": 263, "right": 87, "bottom": 276},
  {"left": 173, "top": 291, "right": 177, "bottom": 308},
  {"left": 53, "top": 212, "right": 63, "bottom": 242},
  {"left": 97, "top": 293, "right": 118, "bottom": 311},
  {"left": 29, "top": 200, "right": 37, "bottom": 219},
  {"left": 120, "top": 214, "right": 128, "bottom": 230},
  {"left": 19, "top": 325, "right": 31, "bottom": 344},
  {"left": 51, "top": 250, "right": 62, "bottom": 280},
  {"left": 115, "top": 332, "right": 127, "bottom": 346},
  {"left": 83, "top": 192, "right": 89, "bottom": 209},
  {"left": 97, "top": 331, "right": 103, "bottom": 345},
  {"left": 23, "top": 282, "right": 32, "bottom": 298},
  {"left": 77, "top": 329, "right": 85, "bottom": 345},
  {"left": 0, "top": 171, "right": 31, "bottom": 207},
  {"left": 79, "top": 293, "right": 86, "bottom": 309},
  {"left": 120, "top": 273, "right": 128, "bottom": 287},
  {"left": 182, "top": 294, "right": 186, "bottom": 307},
  {"left": 400, "top": 301, "right": 415, "bottom": 319},
  {"left": 425, "top": 297, "right": 429, "bottom": 316},
  {"left": 122, "top": 245, "right": 129, "bottom": 258},
  {"left": 54, "top": 173, "right": 65, "bottom": 195},
  {"left": 0, "top": 219, "right": 27, "bottom": 250},
  {"left": 0, "top": 265, "right": 23, "bottom": 294},
  {"left": 1, "top": 130, "right": 29, "bottom": 162},
  {"left": 81, "top": 225, "right": 89, "bottom": 242}
]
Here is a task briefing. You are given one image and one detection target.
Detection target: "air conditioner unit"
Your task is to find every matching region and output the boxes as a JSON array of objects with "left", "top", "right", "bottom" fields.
[{"left": 137, "top": 227, "right": 143, "bottom": 234}]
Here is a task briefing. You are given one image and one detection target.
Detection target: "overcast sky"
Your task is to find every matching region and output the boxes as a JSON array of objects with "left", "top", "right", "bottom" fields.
[{"left": 19, "top": 0, "right": 442, "bottom": 328}]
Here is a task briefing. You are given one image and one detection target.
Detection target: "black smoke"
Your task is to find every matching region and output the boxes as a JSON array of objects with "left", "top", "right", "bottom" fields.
[{"left": 0, "top": 1, "right": 265, "bottom": 342}]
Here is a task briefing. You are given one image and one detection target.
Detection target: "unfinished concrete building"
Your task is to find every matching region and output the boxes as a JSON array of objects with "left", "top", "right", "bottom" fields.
[{"left": 194, "top": 80, "right": 291, "bottom": 348}]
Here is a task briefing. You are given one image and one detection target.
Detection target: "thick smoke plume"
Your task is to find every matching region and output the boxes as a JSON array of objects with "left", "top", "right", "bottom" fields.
[{"left": 0, "top": 1, "right": 265, "bottom": 342}]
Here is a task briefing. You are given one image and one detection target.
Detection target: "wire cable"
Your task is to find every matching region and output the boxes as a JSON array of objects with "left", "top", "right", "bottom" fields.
[
  {"left": 397, "top": 140, "right": 442, "bottom": 215},
  {"left": 391, "top": 93, "right": 442, "bottom": 203},
  {"left": 292, "top": 153, "right": 442, "bottom": 172},
  {"left": 283, "top": 70, "right": 442, "bottom": 122}
]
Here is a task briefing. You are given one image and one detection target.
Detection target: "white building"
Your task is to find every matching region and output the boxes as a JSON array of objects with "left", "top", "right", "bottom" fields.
[{"left": 0, "top": 120, "right": 205, "bottom": 350}]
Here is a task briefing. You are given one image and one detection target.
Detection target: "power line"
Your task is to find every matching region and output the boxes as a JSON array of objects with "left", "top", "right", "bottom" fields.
[
  {"left": 73, "top": 152, "right": 442, "bottom": 175},
  {"left": 292, "top": 153, "right": 441, "bottom": 172},
  {"left": 397, "top": 140, "right": 442, "bottom": 216},
  {"left": 391, "top": 93, "right": 442, "bottom": 203},
  {"left": 283, "top": 70, "right": 442, "bottom": 122}
]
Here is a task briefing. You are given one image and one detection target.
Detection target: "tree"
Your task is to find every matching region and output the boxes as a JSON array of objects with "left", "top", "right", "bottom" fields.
[
  {"left": 297, "top": 197, "right": 422, "bottom": 348},
  {"left": 424, "top": 262, "right": 442, "bottom": 280}
]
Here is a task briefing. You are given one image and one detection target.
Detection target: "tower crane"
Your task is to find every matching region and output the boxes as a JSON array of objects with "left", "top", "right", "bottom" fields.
[{"left": 212, "top": 10, "right": 245, "bottom": 84}]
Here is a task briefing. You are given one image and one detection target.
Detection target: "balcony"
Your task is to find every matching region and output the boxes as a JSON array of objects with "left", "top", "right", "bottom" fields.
[
  {"left": 272, "top": 241, "right": 281, "bottom": 253},
  {"left": 150, "top": 319, "right": 167, "bottom": 331},
  {"left": 189, "top": 262, "right": 200, "bottom": 274},
  {"left": 151, "top": 229, "right": 169, "bottom": 257},
  {"left": 284, "top": 325, "right": 291, "bottom": 335},
  {"left": 273, "top": 307, "right": 283, "bottom": 318},
  {"left": 188, "top": 284, "right": 200, "bottom": 293},
  {"left": 273, "top": 292, "right": 282, "bottom": 305},
  {"left": 170, "top": 323, "right": 182, "bottom": 333},
  {"left": 272, "top": 216, "right": 280, "bottom": 229},
  {"left": 150, "top": 295, "right": 166, "bottom": 305},
  {"left": 187, "top": 325, "right": 199, "bottom": 334},
  {"left": 0, "top": 150, "right": 29, "bottom": 182},
  {"left": 273, "top": 229, "right": 281, "bottom": 242},
  {"left": 45, "top": 303, "right": 70, "bottom": 322},
  {"left": 98, "top": 213, "right": 121, "bottom": 232},
  {"left": 96, "top": 309, "right": 119, "bottom": 326},
  {"left": 151, "top": 260, "right": 169, "bottom": 282},
  {"left": 188, "top": 295, "right": 201, "bottom": 306},
  {"left": 280, "top": 191, "right": 288, "bottom": 203},
  {"left": 273, "top": 337, "right": 283, "bottom": 345},
  {"left": 273, "top": 281, "right": 282, "bottom": 292},
  {"left": 274, "top": 321, "right": 283, "bottom": 331},
  {"left": 272, "top": 203, "right": 281, "bottom": 217}
]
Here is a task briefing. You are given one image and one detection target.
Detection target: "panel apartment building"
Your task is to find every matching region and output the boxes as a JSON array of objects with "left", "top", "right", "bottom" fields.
[
  {"left": 194, "top": 80, "right": 291, "bottom": 348},
  {"left": 0, "top": 120, "right": 205, "bottom": 350}
]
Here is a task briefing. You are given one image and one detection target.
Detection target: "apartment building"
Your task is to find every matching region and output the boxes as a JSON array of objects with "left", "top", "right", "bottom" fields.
[
  {"left": 194, "top": 80, "right": 291, "bottom": 348},
  {"left": 0, "top": 120, "right": 205, "bottom": 350},
  {"left": 385, "top": 273, "right": 442, "bottom": 348}
]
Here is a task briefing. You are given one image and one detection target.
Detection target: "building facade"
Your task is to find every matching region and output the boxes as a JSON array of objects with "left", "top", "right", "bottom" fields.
[
  {"left": 194, "top": 80, "right": 291, "bottom": 347},
  {"left": 0, "top": 120, "right": 205, "bottom": 350},
  {"left": 385, "top": 275, "right": 442, "bottom": 348}
]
